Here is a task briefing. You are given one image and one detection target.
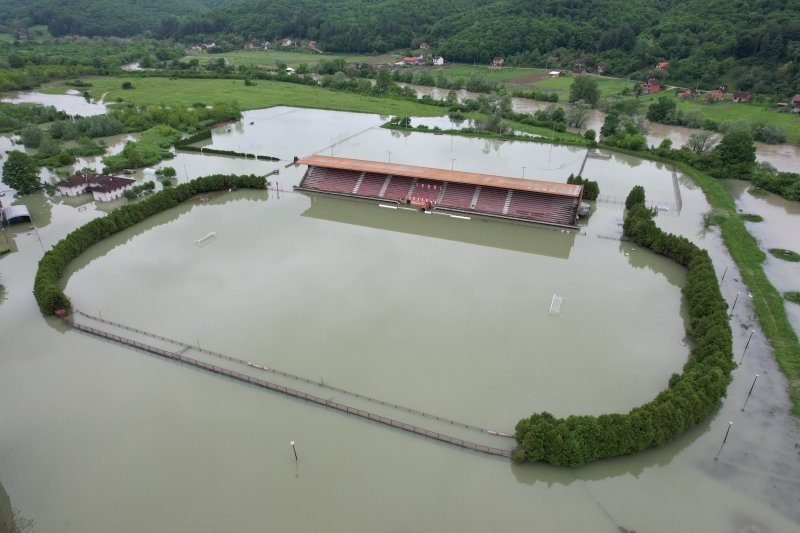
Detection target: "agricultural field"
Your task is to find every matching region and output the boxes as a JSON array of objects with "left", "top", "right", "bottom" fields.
[
  {"left": 44, "top": 76, "right": 448, "bottom": 117},
  {"left": 182, "top": 49, "right": 389, "bottom": 68},
  {"left": 407, "top": 65, "right": 547, "bottom": 83}
]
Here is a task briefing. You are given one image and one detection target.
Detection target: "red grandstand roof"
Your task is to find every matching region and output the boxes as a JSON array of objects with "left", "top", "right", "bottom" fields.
[{"left": 298, "top": 155, "right": 582, "bottom": 198}]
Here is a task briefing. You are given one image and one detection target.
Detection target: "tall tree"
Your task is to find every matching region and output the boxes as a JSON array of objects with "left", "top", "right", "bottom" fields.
[
  {"left": 713, "top": 130, "right": 756, "bottom": 180},
  {"left": 569, "top": 76, "right": 599, "bottom": 107},
  {"left": 2, "top": 151, "right": 41, "bottom": 194}
]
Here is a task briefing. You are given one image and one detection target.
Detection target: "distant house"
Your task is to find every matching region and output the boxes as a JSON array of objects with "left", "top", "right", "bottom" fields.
[
  {"left": 596, "top": 62, "right": 607, "bottom": 74},
  {"left": 709, "top": 86, "right": 727, "bottom": 101},
  {"left": 243, "top": 42, "right": 254, "bottom": 50},
  {"left": 57, "top": 173, "right": 136, "bottom": 202},
  {"left": 572, "top": 68, "right": 587, "bottom": 76},
  {"left": 656, "top": 61, "right": 669, "bottom": 71},
  {"left": 792, "top": 94, "right": 800, "bottom": 109},
  {"left": 281, "top": 38, "right": 293, "bottom": 47},
  {"left": 419, "top": 42, "right": 429, "bottom": 50},
  {"left": 308, "top": 40, "right": 318, "bottom": 48},
  {"left": 432, "top": 56, "right": 445, "bottom": 66},
  {"left": 201, "top": 42, "right": 216, "bottom": 50},
  {"left": 414, "top": 55, "right": 426, "bottom": 65},
  {"left": 490, "top": 57, "right": 504, "bottom": 68},
  {"left": 641, "top": 78, "right": 661, "bottom": 94},
  {"left": 262, "top": 41, "right": 270, "bottom": 50},
  {"left": 548, "top": 71, "right": 561, "bottom": 78},
  {"left": 732, "top": 90, "right": 750, "bottom": 103},
  {"left": 402, "top": 56, "right": 417, "bottom": 65},
  {"left": 677, "top": 87, "right": 697, "bottom": 98}
]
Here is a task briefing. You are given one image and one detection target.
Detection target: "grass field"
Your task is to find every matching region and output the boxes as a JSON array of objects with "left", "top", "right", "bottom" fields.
[
  {"left": 635, "top": 91, "right": 800, "bottom": 143},
  {"left": 183, "top": 50, "right": 385, "bottom": 68},
  {"left": 522, "top": 75, "right": 635, "bottom": 98},
  {"left": 47, "top": 76, "right": 448, "bottom": 117},
  {"left": 411, "top": 65, "right": 547, "bottom": 83}
]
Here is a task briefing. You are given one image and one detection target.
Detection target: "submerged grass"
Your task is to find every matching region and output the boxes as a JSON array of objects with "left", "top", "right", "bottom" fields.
[
  {"left": 768, "top": 248, "right": 800, "bottom": 262},
  {"left": 674, "top": 160, "right": 800, "bottom": 413}
]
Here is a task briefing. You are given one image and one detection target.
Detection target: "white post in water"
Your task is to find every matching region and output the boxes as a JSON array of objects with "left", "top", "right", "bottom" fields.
[
  {"left": 741, "top": 374, "right": 759, "bottom": 411},
  {"left": 290, "top": 441, "right": 298, "bottom": 461},
  {"left": 740, "top": 330, "right": 755, "bottom": 363},
  {"left": 714, "top": 421, "right": 733, "bottom": 461}
]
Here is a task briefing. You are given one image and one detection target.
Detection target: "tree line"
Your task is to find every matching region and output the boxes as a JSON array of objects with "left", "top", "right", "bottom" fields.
[{"left": 514, "top": 186, "right": 734, "bottom": 465}]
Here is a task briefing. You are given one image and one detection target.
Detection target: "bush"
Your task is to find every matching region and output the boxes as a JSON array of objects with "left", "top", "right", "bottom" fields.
[
  {"left": 625, "top": 185, "right": 645, "bottom": 210},
  {"left": 567, "top": 174, "right": 600, "bottom": 201},
  {"left": 121, "top": 81, "right": 134, "bottom": 90}
]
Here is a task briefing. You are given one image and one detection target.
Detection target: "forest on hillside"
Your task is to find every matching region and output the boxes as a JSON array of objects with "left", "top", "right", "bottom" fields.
[
  {"left": 1, "top": 0, "right": 799, "bottom": 94},
  {"left": 0, "top": 0, "right": 237, "bottom": 38},
  {"left": 169, "top": 0, "right": 800, "bottom": 94}
]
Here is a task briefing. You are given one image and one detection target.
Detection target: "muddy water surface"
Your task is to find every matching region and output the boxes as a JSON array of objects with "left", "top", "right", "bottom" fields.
[{"left": 1, "top": 107, "right": 799, "bottom": 533}]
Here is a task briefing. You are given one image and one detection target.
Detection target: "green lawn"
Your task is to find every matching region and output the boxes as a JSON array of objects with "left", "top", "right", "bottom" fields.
[
  {"left": 47, "top": 76, "right": 448, "bottom": 117},
  {"left": 416, "top": 65, "right": 547, "bottom": 83},
  {"left": 183, "top": 49, "right": 383, "bottom": 69},
  {"left": 524, "top": 75, "right": 634, "bottom": 98}
]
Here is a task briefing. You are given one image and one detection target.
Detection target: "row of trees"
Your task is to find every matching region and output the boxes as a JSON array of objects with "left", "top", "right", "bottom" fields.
[
  {"left": 34, "top": 173, "right": 266, "bottom": 315},
  {"left": 513, "top": 186, "right": 733, "bottom": 465}
]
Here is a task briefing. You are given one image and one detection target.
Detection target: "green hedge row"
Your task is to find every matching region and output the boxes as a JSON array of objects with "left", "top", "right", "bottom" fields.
[
  {"left": 174, "top": 129, "right": 280, "bottom": 161},
  {"left": 34, "top": 174, "right": 266, "bottom": 315},
  {"left": 513, "top": 195, "right": 734, "bottom": 466}
]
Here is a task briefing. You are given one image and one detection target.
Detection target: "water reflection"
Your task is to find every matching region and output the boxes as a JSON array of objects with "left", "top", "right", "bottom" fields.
[
  {"left": 301, "top": 193, "right": 577, "bottom": 259},
  {"left": 62, "top": 190, "right": 269, "bottom": 281}
]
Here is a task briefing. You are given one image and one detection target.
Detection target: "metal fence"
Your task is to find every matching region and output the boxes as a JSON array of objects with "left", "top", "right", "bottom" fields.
[{"left": 68, "top": 316, "right": 514, "bottom": 458}]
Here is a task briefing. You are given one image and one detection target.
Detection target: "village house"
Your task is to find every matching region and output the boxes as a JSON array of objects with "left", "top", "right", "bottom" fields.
[
  {"left": 709, "top": 86, "right": 727, "bottom": 101},
  {"left": 548, "top": 71, "right": 561, "bottom": 78},
  {"left": 56, "top": 173, "right": 136, "bottom": 202},
  {"left": 677, "top": 86, "right": 697, "bottom": 98},
  {"left": 309, "top": 40, "right": 318, "bottom": 48},
  {"left": 432, "top": 56, "right": 444, "bottom": 66},
  {"left": 596, "top": 62, "right": 607, "bottom": 74},
  {"left": 641, "top": 78, "right": 661, "bottom": 94},
  {"left": 656, "top": 61, "right": 669, "bottom": 71},
  {"left": 419, "top": 42, "right": 429, "bottom": 50},
  {"left": 792, "top": 94, "right": 800, "bottom": 109},
  {"left": 281, "top": 38, "right": 293, "bottom": 47},
  {"left": 572, "top": 67, "right": 588, "bottom": 76},
  {"left": 733, "top": 90, "right": 750, "bottom": 103},
  {"left": 490, "top": 57, "right": 504, "bottom": 68}
]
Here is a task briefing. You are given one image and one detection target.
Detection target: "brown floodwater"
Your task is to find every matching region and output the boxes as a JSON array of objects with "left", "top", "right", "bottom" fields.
[{"left": 1, "top": 106, "right": 799, "bottom": 533}]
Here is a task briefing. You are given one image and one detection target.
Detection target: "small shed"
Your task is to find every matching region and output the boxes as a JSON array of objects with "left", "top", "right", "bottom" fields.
[{"left": 1, "top": 204, "right": 31, "bottom": 225}]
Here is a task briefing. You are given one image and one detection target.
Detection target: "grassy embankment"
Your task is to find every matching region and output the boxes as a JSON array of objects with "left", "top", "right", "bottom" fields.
[
  {"left": 102, "top": 125, "right": 182, "bottom": 172},
  {"left": 605, "top": 145, "right": 800, "bottom": 414},
  {"left": 45, "top": 76, "right": 448, "bottom": 118}
]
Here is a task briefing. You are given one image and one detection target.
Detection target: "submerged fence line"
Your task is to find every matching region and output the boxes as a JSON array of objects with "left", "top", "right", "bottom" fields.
[
  {"left": 67, "top": 317, "right": 513, "bottom": 458},
  {"left": 74, "top": 310, "right": 514, "bottom": 438}
]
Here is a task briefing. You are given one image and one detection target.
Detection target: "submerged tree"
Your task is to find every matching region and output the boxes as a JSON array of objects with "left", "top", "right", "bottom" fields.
[{"left": 2, "top": 151, "right": 41, "bottom": 194}]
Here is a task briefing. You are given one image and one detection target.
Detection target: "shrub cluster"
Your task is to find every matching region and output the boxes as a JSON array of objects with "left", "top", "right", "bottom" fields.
[
  {"left": 513, "top": 188, "right": 734, "bottom": 466},
  {"left": 34, "top": 174, "right": 266, "bottom": 315},
  {"left": 566, "top": 174, "right": 600, "bottom": 201},
  {"left": 511, "top": 90, "right": 559, "bottom": 102}
]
